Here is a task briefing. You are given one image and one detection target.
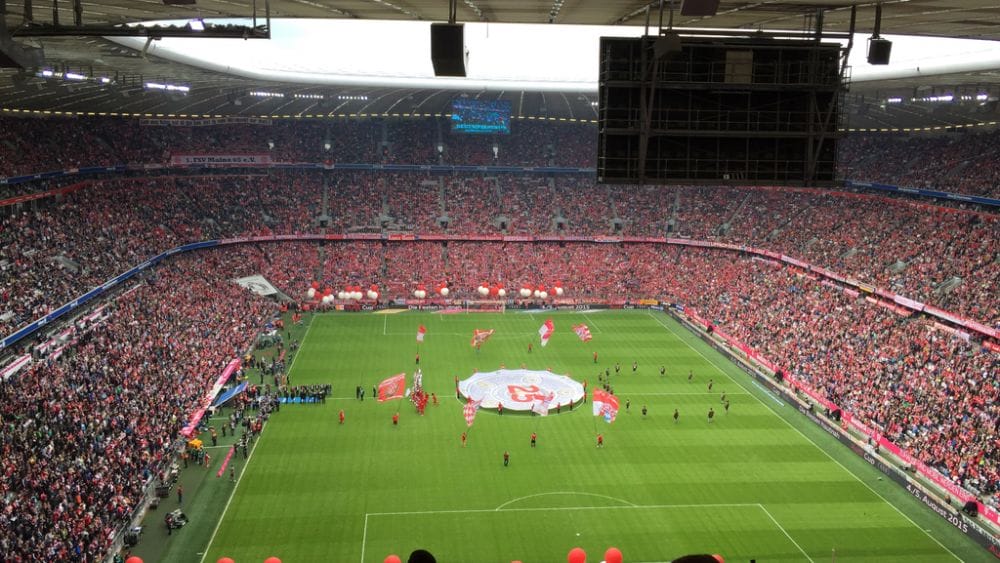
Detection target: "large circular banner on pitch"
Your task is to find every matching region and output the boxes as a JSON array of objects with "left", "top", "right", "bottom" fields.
[{"left": 459, "top": 369, "right": 584, "bottom": 412}]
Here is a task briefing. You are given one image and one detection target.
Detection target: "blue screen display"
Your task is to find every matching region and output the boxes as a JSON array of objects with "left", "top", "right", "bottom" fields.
[{"left": 451, "top": 99, "right": 511, "bottom": 134}]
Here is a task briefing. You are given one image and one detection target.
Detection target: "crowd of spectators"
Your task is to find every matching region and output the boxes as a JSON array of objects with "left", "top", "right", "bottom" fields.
[
  {"left": 0, "top": 116, "right": 997, "bottom": 561},
  {"left": 0, "top": 246, "right": 276, "bottom": 561},
  {"left": 0, "top": 117, "right": 596, "bottom": 179},
  {"left": 0, "top": 172, "right": 321, "bottom": 333},
  {"left": 0, "top": 235, "right": 996, "bottom": 561},
  {"left": 840, "top": 130, "right": 1000, "bottom": 198},
  {"left": 5, "top": 171, "right": 994, "bottom": 332}
]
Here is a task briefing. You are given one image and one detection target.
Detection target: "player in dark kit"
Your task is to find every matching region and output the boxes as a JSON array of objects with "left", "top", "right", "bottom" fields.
[
  {"left": 626, "top": 399, "right": 631, "bottom": 413},
  {"left": 708, "top": 378, "right": 714, "bottom": 392},
  {"left": 503, "top": 451, "right": 510, "bottom": 466},
  {"left": 642, "top": 405, "right": 648, "bottom": 417},
  {"left": 660, "top": 365, "right": 666, "bottom": 376},
  {"left": 632, "top": 361, "right": 637, "bottom": 373},
  {"left": 708, "top": 408, "right": 715, "bottom": 423},
  {"left": 724, "top": 399, "right": 730, "bottom": 414},
  {"left": 688, "top": 370, "right": 693, "bottom": 382},
  {"left": 673, "top": 408, "right": 679, "bottom": 423},
  {"left": 615, "top": 362, "right": 621, "bottom": 374}
]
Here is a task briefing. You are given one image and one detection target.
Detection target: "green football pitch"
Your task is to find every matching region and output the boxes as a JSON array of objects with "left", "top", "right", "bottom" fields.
[{"left": 141, "top": 310, "right": 985, "bottom": 563}]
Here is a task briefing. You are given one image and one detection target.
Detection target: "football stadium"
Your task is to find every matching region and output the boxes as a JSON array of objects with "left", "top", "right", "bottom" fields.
[{"left": 0, "top": 1, "right": 998, "bottom": 562}]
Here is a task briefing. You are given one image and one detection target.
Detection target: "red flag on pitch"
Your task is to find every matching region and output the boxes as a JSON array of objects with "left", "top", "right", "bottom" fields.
[
  {"left": 572, "top": 323, "right": 592, "bottom": 342},
  {"left": 538, "top": 319, "right": 555, "bottom": 347},
  {"left": 416, "top": 325, "right": 427, "bottom": 342},
  {"left": 463, "top": 398, "right": 482, "bottom": 427},
  {"left": 470, "top": 329, "right": 495, "bottom": 347},
  {"left": 592, "top": 388, "right": 620, "bottom": 423},
  {"left": 377, "top": 373, "right": 406, "bottom": 402}
]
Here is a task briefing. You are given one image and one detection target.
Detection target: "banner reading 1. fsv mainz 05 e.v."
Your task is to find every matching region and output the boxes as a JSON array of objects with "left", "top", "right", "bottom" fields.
[{"left": 170, "top": 154, "right": 272, "bottom": 166}]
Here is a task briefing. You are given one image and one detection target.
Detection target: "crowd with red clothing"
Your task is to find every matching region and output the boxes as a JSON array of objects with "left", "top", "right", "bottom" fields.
[
  {"left": 0, "top": 115, "right": 997, "bottom": 561},
  {"left": 840, "top": 130, "right": 1000, "bottom": 198},
  {"left": 0, "top": 247, "right": 276, "bottom": 561}
]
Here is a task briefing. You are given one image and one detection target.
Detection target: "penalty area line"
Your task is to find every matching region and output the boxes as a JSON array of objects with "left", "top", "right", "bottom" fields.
[
  {"left": 366, "top": 502, "right": 760, "bottom": 517},
  {"left": 757, "top": 504, "right": 814, "bottom": 563},
  {"left": 647, "top": 311, "right": 962, "bottom": 562}
]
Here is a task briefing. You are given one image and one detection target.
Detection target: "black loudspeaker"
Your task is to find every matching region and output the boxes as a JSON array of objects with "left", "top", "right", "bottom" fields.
[
  {"left": 430, "top": 23, "right": 466, "bottom": 77},
  {"left": 963, "top": 500, "right": 979, "bottom": 517},
  {"left": 867, "top": 38, "right": 892, "bottom": 65}
]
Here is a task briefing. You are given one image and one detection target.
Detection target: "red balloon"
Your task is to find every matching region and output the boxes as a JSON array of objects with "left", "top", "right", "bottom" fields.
[
  {"left": 125, "top": 558, "right": 143, "bottom": 563},
  {"left": 264, "top": 558, "right": 282, "bottom": 563},
  {"left": 216, "top": 558, "right": 235, "bottom": 563},
  {"left": 567, "top": 547, "right": 586, "bottom": 563},
  {"left": 604, "top": 547, "right": 623, "bottom": 563},
  {"left": 370, "top": 284, "right": 379, "bottom": 292},
  {"left": 489, "top": 286, "right": 499, "bottom": 296},
  {"left": 554, "top": 280, "right": 563, "bottom": 287},
  {"left": 384, "top": 556, "right": 402, "bottom": 563},
  {"left": 311, "top": 281, "right": 319, "bottom": 289}
]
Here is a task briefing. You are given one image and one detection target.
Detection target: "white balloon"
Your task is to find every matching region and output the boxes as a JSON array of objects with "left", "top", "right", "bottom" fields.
[
  {"left": 307, "top": 288, "right": 316, "bottom": 298},
  {"left": 337, "top": 291, "right": 346, "bottom": 300},
  {"left": 322, "top": 295, "right": 334, "bottom": 305},
  {"left": 440, "top": 287, "right": 450, "bottom": 296},
  {"left": 477, "top": 286, "right": 487, "bottom": 296},
  {"left": 555, "top": 287, "right": 564, "bottom": 296},
  {"left": 520, "top": 288, "right": 531, "bottom": 298},
  {"left": 367, "top": 290, "right": 377, "bottom": 300},
  {"left": 540, "top": 291, "right": 548, "bottom": 299},
  {"left": 533, "top": 290, "right": 541, "bottom": 298},
  {"left": 497, "top": 288, "right": 506, "bottom": 297}
]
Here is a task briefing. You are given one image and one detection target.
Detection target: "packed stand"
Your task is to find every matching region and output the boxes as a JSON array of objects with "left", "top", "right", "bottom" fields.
[
  {"left": 841, "top": 130, "right": 1000, "bottom": 199},
  {"left": 0, "top": 246, "right": 280, "bottom": 562}
]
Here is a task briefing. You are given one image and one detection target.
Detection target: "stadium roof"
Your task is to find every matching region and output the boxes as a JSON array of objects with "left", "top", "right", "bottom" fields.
[{"left": 1, "top": 0, "right": 999, "bottom": 130}]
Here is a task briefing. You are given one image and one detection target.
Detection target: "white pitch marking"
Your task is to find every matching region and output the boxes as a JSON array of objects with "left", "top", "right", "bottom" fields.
[
  {"left": 494, "top": 491, "right": 638, "bottom": 511},
  {"left": 582, "top": 312, "right": 604, "bottom": 333},
  {"left": 366, "top": 502, "right": 760, "bottom": 517},
  {"left": 647, "top": 311, "right": 963, "bottom": 562},
  {"left": 359, "top": 513, "right": 369, "bottom": 563},
  {"left": 198, "top": 317, "right": 317, "bottom": 563},
  {"left": 758, "top": 504, "right": 815, "bottom": 562}
]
